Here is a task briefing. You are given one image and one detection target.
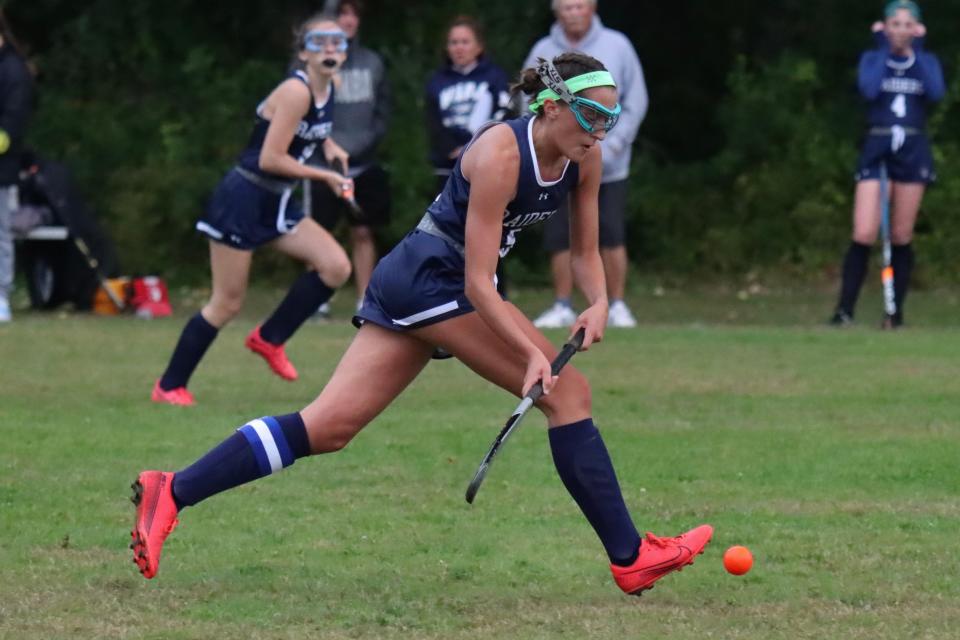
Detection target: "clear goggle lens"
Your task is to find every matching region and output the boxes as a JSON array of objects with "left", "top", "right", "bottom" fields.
[
  {"left": 303, "top": 30, "right": 348, "bottom": 53},
  {"left": 569, "top": 98, "right": 621, "bottom": 133}
]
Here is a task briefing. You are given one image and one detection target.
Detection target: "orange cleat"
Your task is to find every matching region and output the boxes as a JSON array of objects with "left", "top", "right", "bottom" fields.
[
  {"left": 130, "top": 471, "right": 180, "bottom": 579},
  {"left": 245, "top": 325, "right": 298, "bottom": 381},
  {"left": 151, "top": 379, "right": 196, "bottom": 406},
  {"left": 611, "top": 524, "right": 713, "bottom": 596}
]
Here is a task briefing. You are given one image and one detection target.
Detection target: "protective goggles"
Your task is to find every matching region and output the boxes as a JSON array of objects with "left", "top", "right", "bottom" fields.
[
  {"left": 528, "top": 60, "right": 621, "bottom": 133},
  {"left": 303, "top": 30, "right": 348, "bottom": 53}
]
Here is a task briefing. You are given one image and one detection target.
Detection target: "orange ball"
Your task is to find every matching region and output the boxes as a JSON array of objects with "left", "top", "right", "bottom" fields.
[{"left": 723, "top": 545, "right": 753, "bottom": 575}]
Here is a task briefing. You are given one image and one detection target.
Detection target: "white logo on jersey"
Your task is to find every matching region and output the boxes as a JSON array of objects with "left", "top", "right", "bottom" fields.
[
  {"left": 503, "top": 208, "right": 557, "bottom": 229},
  {"left": 297, "top": 121, "right": 333, "bottom": 140},
  {"left": 336, "top": 69, "right": 374, "bottom": 104},
  {"left": 538, "top": 192, "right": 549, "bottom": 201},
  {"left": 882, "top": 77, "right": 924, "bottom": 95},
  {"left": 439, "top": 81, "right": 492, "bottom": 129}
]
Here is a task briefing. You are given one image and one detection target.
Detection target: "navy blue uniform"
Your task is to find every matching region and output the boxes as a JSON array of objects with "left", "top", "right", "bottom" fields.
[
  {"left": 855, "top": 32, "right": 945, "bottom": 183},
  {"left": 197, "top": 71, "right": 333, "bottom": 249},
  {"left": 356, "top": 116, "right": 579, "bottom": 330}
]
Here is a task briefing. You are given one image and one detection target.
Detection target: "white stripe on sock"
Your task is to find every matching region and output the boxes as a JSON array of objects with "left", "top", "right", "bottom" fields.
[{"left": 249, "top": 418, "right": 283, "bottom": 473}]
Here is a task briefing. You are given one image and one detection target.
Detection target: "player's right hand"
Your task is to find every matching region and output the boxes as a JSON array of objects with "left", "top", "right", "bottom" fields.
[
  {"left": 523, "top": 349, "right": 556, "bottom": 397},
  {"left": 324, "top": 171, "right": 353, "bottom": 196}
]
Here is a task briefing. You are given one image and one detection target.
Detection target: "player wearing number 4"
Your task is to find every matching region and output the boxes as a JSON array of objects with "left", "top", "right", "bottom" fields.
[
  {"left": 830, "top": 0, "right": 944, "bottom": 328},
  {"left": 151, "top": 14, "right": 356, "bottom": 406},
  {"left": 131, "top": 52, "right": 712, "bottom": 595}
]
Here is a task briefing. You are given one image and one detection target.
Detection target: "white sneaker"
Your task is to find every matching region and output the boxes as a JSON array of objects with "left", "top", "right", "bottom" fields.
[
  {"left": 607, "top": 300, "right": 637, "bottom": 328},
  {"left": 532, "top": 301, "right": 577, "bottom": 329},
  {"left": 0, "top": 296, "right": 10, "bottom": 323}
]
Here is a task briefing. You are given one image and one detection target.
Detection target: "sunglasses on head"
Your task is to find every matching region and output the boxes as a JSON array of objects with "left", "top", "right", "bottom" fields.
[{"left": 303, "top": 30, "right": 348, "bottom": 53}]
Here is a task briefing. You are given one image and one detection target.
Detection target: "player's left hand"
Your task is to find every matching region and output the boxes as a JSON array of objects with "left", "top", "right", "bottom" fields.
[{"left": 572, "top": 302, "right": 607, "bottom": 351}]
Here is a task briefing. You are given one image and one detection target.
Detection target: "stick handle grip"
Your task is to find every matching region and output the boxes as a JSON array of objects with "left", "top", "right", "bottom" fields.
[{"left": 526, "top": 328, "right": 585, "bottom": 403}]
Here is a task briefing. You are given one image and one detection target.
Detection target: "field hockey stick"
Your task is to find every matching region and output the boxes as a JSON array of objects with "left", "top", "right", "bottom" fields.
[
  {"left": 465, "top": 327, "right": 586, "bottom": 504},
  {"left": 31, "top": 167, "right": 126, "bottom": 311},
  {"left": 879, "top": 163, "right": 896, "bottom": 325},
  {"left": 332, "top": 159, "right": 365, "bottom": 219},
  {"left": 73, "top": 235, "right": 126, "bottom": 310}
]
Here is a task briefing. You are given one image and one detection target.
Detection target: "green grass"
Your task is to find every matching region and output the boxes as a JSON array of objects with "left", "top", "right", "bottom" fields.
[{"left": 1, "top": 286, "right": 959, "bottom": 639}]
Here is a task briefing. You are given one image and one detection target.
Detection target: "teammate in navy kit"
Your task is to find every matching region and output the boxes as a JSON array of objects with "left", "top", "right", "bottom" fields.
[
  {"left": 830, "top": 0, "right": 944, "bottom": 327},
  {"left": 130, "top": 53, "right": 712, "bottom": 596},
  {"left": 151, "top": 14, "right": 356, "bottom": 406}
]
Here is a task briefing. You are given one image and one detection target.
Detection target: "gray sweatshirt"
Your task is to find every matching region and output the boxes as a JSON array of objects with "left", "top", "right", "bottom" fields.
[
  {"left": 523, "top": 17, "right": 648, "bottom": 183},
  {"left": 313, "top": 38, "right": 391, "bottom": 176}
]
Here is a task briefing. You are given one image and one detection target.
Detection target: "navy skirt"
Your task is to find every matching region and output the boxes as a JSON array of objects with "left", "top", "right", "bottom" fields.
[
  {"left": 855, "top": 132, "right": 935, "bottom": 184},
  {"left": 354, "top": 230, "right": 481, "bottom": 331},
  {"left": 196, "top": 169, "right": 305, "bottom": 250}
]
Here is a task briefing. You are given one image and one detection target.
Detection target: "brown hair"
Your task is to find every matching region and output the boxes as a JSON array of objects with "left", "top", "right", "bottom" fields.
[
  {"left": 511, "top": 52, "right": 606, "bottom": 113},
  {"left": 445, "top": 14, "right": 486, "bottom": 52},
  {"left": 0, "top": 9, "right": 26, "bottom": 57},
  {"left": 337, "top": 0, "right": 365, "bottom": 17}
]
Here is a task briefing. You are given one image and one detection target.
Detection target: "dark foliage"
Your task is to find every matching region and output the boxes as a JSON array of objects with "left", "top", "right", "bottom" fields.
[{"left": 6, "top": 0, "right": 959, "bottom": 282}]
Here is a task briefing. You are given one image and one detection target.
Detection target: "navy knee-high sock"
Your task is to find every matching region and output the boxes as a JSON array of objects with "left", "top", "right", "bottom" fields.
[
  {"left": 837, "top": 241, "right": 872, "bottom": 316},
  {"left": 891, "top": 243, "right": 914, "bottom": 322},
  {"left": 171, "top": 413, "right": 311, "bottom": 509},
  {"left": 159, "top": 312, "right": 219, "bottom": 390},
  {"left": 260, "top": 272, "right": 334, "bottom": 345},
  {"left": 549, "top": 419, "right": 641, "bottom": 566}
]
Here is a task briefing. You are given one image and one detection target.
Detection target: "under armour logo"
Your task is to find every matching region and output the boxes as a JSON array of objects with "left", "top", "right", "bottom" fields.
[{"left": 538, "top": 192, "right": 548, "bottom": 201}]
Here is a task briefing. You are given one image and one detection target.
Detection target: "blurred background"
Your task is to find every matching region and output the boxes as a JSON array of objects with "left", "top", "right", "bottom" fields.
[{"left": 7, "top": 0, "right": 960, "bottom": 286}]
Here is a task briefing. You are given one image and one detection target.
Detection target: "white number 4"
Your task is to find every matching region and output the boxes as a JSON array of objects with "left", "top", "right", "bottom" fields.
[{"left": 890, "top": 94, "right": 907, "bottom": 118}]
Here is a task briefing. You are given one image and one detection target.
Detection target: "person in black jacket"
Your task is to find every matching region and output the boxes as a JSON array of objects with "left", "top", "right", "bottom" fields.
[{"left": 0, "top": 10, "right": 33, "bottom": 322}]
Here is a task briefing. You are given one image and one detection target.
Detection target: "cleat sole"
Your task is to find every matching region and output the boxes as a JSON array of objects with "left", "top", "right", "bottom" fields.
[{"left": 130, "top": 480, "right": 143, "bottom": 506}]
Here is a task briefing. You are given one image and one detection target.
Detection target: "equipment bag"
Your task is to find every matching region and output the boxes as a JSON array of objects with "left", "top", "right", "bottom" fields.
[{"left": 129, "top": 276, "right": 173, "bottom": 318}]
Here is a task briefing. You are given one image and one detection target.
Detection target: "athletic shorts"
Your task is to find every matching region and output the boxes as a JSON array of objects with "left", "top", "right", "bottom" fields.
[
  {"left": 542, "top": 179, "right": 628, "bottom": 252},
  {"left": 307, "top": 164, "right": 391, "bottom": 229},
  {"left": 196, "top": 169, "right": 304, "bottom": 250},
  {"left": 354, "top": 229, "right": 499, "bottom": 331},
  {"left": 855, "top": 132, "right": 935, "bottom": 184}
]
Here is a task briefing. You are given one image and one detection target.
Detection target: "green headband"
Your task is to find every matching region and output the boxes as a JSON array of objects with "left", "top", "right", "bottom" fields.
[
  {"left": 885, "top": 0, "right": 921, "bottom": 21},
  {"left": 528, "top": 70, "right": 617, "bottom": 113}
]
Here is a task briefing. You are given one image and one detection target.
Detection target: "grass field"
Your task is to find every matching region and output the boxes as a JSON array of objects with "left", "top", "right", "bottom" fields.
[{"left": 1, "top": 285, "right": 959, "bottom": 639}]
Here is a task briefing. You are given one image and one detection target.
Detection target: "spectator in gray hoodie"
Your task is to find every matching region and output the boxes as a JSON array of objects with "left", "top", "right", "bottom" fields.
[
  {"left": 525, "top": 0, "right": 648, "bottom": 329},
  {"left": 305, "top": 0, "right": 391, "bottom": 315}
]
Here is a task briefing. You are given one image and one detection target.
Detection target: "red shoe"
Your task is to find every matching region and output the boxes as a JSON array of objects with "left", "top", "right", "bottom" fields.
[
  {"left": 130, "top": 471, "right": 180, "bottom": 579},
  {"left": 611, "top": 524, "right": 713, "bottom": 595},
  {"left": 151, "top": 379, "right": 195, "bottom": 406},
  {"left": 245, "top": 325, "right": 298, "bottom": 381}
]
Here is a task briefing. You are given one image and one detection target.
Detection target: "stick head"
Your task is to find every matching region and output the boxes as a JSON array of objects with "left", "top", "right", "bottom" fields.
[{"left": 465, "top": 462, "right": 489, "bottom": 503}]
